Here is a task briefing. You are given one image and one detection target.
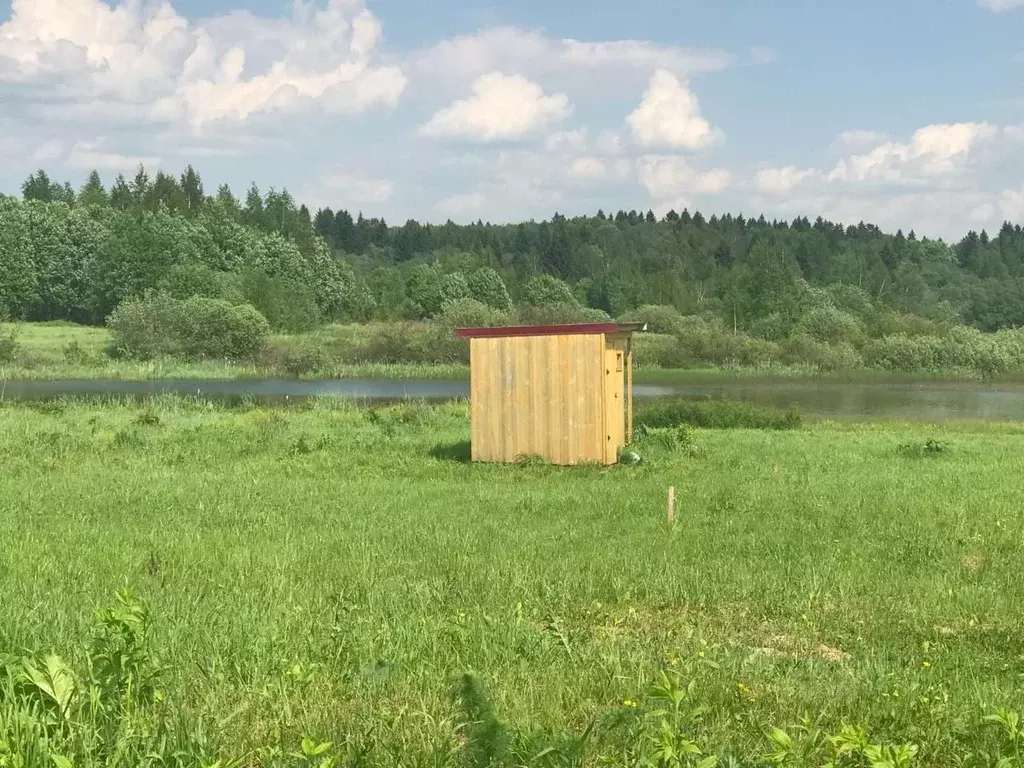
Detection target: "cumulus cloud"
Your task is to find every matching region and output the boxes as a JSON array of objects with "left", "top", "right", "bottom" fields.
[
  {"left": 420, "top": 72, "right": 571, "bottom": 141},
  {"left": 829, "top": 122, "right": 998, "bottom": 184},
  {"left": 754, "top": 166, "right": 819, "bottom": 195},
  {"left": 627, "top": 70, "right": 718, "bottom": 150},
  {"left": 0, "top": 0, "right": 406, "bottom": 131},
  {"left": 0, "top": 136, "right": 64, "bottom": 172},
  {"left": 410, "top": 27, "right": 731, "bottom": 95},
  {"left": 306, "top": 171, "right": 394, "bottom": 208},
  {"left": 636, "top": 155, "right": 730, "bottom": 214},
  {"left": 68, "top": 140, "right": 160, "bottom": 171},
  {"left": 979, "top": 0, "right": 1024, "bottom": 11}
]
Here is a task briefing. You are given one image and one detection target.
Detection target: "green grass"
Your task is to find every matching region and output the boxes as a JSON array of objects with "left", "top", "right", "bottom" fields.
[
  {"left": 0, "top": 322, "right": 469, "bottom": 381},
  {"left": 2, "top": 398, "right": 1024, "bottom": 765},
  {"left": 7, "top": 321, "right": 1021, "bottom": 385}
]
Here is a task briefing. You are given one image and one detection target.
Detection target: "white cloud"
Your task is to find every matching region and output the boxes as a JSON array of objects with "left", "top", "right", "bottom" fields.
[
  {"left": 420, "top": 72, "right": 570, "bottom": 142},
  {"left": 1005, "top": 125, "right": 1024, "bottom": 142},
  {"left": 410, "top": 27, "right": 731, "bottom": 96},
  {"left": 980, "top": 0, "right": 1024, "bottom": 11},
  {"left": 567, "top": 157, "right": 607, "bottom": 179},
  {"left": 755, "top": 165, "right": 819, "bottom": 195},
  {"left": 0, "top": 137, "right": 64, "bottom": 172},
  {"left": 436, "top": 192, "right": 487, "bottom": 216},
  {"left": 627, "top": 70, "right": 718, "bottom": 150},
  {"left": 828, "top": 122, "right": 998, "bottom": 185},
  {"left": 833, "top": 129, "right": 890, "bottom": 150},
  {"left": 636, "top": 155, "right": 731, "bottom": 208},
  {"left": 67, "top": 140, "right": 159, "bottom": 171},
  {"left": 316, "top": 172, "right": 393, "bottom": 204},
  {"left": 0, "top": 0, "right": 406, "bottom": 132}
]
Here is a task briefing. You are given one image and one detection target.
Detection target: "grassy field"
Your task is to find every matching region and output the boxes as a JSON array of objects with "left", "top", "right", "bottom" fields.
[
  {"left": 2, "top": 398, "right": 1024, "bottom": 766},
  {"left": 2, "top": 321, "right": 1012, "bottom": 384},
  {"left": 0, "top": 322, "right": 470, "bottom": 381}
]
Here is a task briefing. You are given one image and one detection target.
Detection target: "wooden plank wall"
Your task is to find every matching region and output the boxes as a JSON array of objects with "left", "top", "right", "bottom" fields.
[
  {"left": 603, "top": 337, "right": 627, "bottom": 464},
  {"left": 469, "top": 334, "right": 607, "bottom": 464}
]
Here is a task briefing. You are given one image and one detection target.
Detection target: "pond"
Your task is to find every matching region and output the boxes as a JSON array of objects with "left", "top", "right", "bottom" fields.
[{"left": 3, "top": 377, "right": 1024, "bottom": 422}]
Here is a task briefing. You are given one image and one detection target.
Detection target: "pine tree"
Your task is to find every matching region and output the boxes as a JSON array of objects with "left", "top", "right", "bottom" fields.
[
  {"left": 130, "top": 165, "right": 151, "bottom": 208},
  {"left": 180, "top": 165, "right": 205, "bottom": 216},
  {"left": 79, "top": 170, "right": 109, "bottom": 207},
  {"left": 22, "top": 170, "right": 55, "bottom": 202},
  {"left": 110, "top": 174, "right": 132, "bottom": 210}
]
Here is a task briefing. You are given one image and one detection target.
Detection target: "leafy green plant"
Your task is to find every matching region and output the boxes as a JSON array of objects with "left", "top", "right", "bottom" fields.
[
  {"left": 897, "top": 438, "right": 949, "bottom": 457},
  {"left": 637, "top": 398, "right": 802, "bottom": 430},
  {"left": 0, "top": 333, "right": 18, "bottom": 364}
]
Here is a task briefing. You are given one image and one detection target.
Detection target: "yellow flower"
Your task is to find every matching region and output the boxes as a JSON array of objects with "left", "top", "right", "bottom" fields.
[{"left": 922, "top": 660, "right": 931, "bottom": 668}]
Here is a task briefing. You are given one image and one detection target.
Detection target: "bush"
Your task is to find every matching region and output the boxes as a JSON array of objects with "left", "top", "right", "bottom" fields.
[
  {"left": 240, "top": 270, "right": 321, "bottom": 332},
  {"left": 63, "top": 340, "right": 101, "bottom": 367},
  {"left": 348, "top": 322, "right": 467, "bottom": 365},
  {"left": 862, "top": 334, "right": 941, "bottom": 373},
  {"left": 795, "top": 305, "right": 864, "bottom": 345},
  {"left": 107, "top": 294, "right": 183, "bottom": 360},
  {"left": 173, "top": 298, "right": 270, "bottom": 360},
  {"left": 438, "top": 272, "right": 471, "bottom": 306},
  {"left": 636, "top": 397, "right": 802, "bottom": 430},
  {"left": 0, "top": 332, "right": 17, "bottom": 364},
  {"left": 437, "top": 298, "right": 512, "bottom": 329},
  {"left": 272, "top": 339, "right": 330, "bottom": 377},
  {"left": 108, "top": 294, "right": 270, "bottom": 361},
  {"left": 157, "top": 262, "right": 226, "bottom": 301},
  {"left": 467, "top": 268, "right": 512, "bottom": 310},
  {"left": 781, "top": 334, "right": 862, "bottom": 372},
  {"left": 518, "top": 303, "right": 610, "bottom": 325},
  {"left": 619, "top": 305, "right": 688, "bottom": 336},
  {"left": 522, "top": 275, "right": 577, "bottom": 307}
]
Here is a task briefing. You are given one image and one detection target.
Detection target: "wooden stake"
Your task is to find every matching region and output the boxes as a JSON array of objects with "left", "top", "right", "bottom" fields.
[{"left": 667, "top": 486, "right": 676, "bottom": 523}]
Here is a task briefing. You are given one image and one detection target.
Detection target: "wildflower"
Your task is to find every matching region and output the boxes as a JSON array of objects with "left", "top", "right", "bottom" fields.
[{"left": 922, "top": 660, "right": 931, "bottom": 668}]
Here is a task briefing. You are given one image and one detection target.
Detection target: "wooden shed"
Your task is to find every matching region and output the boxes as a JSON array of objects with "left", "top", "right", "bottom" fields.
[{"left": 456, "top": 322, "right": 646, "bottom": 465}]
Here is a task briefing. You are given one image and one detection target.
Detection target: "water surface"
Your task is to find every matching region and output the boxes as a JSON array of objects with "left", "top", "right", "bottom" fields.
[{"left": 4, "top": 377, "right": 1024, "bottom": 422}]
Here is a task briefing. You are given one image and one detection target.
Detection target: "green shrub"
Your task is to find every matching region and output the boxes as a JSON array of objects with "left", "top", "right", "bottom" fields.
[
  {"left": 522, "top": 275, "right": 577, "bottom": 307},
  {"left": 173, "top": 298, "right": 270, "bottom": 360},
  {"left": 107, "top": 294, "right": 183, "bottom": 359},
  {"left": 438, "top": 272, "right": 471, "bottom": 306},
  {"left": 63, "top": 340, "right": 101, "bottom": 367},
  {"left": 266, "top": 338, "right": 331, "bottom": 377},
  {"left": 156, "top": 262, "right": 226, "bottom": 301},
  {"left": 631, "top": 333, "right": 683, "bottom": 368},
  {"left": 437, "top": 298, "right": 512, "bottom": 329},
  {"left": 781, "top": 334, "right": 862, "bottom": 372},
  {"left": 0, "top": 332, "right": 17, "bottom": 364},
  {"left": 862, "top": 334, "right": 941, "bottom": 373},
  {"left": 619, "top": 304, "right": 689, "bottom": 336},
  {"left": 795, "top": 305, "right": 864, "bottom": 345},
  {"left": 517, "top": 303, "right": 610, "bottom": 325},
  {"left": 467, "top": 268, "right": 512, "bottom": 310},
  {"left": 349, "top": 322, "right": 467, "bottom": 365},
  {"left": 108, "top": 294, "right": 270, "bottom": 361},
  {"left": 636, "top": 397, "right": 802, "bottom": 430},
  {"left": 240, "top": 270, "right": 321, "bottom": 332}
]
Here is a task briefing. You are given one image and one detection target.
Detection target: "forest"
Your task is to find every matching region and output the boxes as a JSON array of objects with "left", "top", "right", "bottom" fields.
[{"left": 5, "top": 164, "right": 1024, "bottom": 375}]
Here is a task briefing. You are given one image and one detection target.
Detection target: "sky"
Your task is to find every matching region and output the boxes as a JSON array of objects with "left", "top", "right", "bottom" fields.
[{"left": 1, "top": 0, "right": 1023, "bottom": 239}]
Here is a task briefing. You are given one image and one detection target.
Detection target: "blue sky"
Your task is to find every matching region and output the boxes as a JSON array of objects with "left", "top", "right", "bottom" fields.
[{"left": 1, "top": 0, "right": 1023, "bottom": 238}]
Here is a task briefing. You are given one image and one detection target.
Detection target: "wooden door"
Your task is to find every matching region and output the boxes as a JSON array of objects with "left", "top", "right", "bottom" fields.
[{"left": 603, "top": 337, "right": 626, "bottom": 464}]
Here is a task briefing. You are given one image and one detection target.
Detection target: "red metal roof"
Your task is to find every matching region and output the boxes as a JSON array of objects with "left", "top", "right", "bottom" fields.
[{"left": 456, "top": 322, "right": 646, "bottom": 339}]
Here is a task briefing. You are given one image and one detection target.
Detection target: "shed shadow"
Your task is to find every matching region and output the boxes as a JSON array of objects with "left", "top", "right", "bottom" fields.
[{"left": 429, "top": 440, "right": 472, "bottom": 463}]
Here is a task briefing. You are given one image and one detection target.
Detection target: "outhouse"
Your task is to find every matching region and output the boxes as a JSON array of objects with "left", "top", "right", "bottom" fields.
[{"left": 456, "top": 322, "right": 646, "bottom": 465}]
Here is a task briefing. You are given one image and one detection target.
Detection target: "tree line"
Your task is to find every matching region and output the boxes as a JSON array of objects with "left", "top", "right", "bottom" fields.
[{"left": 6, "top": 164, "right": 1024, "bottom": 338}]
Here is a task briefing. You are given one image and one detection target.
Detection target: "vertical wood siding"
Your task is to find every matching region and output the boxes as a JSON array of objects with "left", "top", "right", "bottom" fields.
[{"left": 469, "top": 334, "right": 615, "bottom": 464}]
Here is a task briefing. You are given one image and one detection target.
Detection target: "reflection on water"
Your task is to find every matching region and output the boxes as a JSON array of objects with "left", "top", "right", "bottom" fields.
[{"left": 3, "top": 377, "right": 1024, "bottom": 422}]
